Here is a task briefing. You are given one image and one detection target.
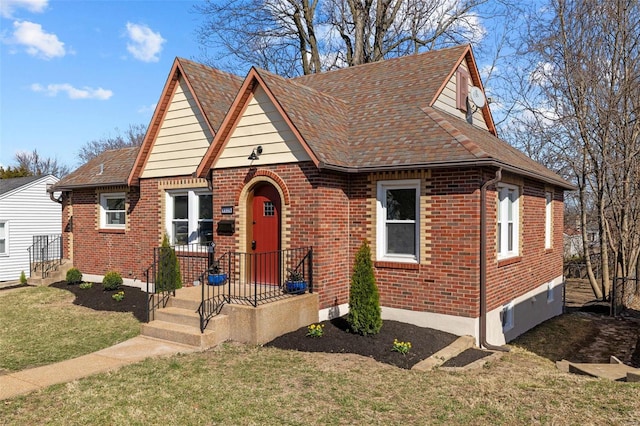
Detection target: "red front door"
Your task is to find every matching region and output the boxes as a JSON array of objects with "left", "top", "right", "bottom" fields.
[{"left": 251, "top": 183, "right": 281, "bottom": 284}]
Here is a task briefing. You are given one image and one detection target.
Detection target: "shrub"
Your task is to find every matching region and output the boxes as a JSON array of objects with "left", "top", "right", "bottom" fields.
[
  {"left": 347, "top": 240, "right": 382, "bottom": 336},
  {"left": 156, "top": 234, "right": 182, "bottom": 292},
  {"left": 112, "top": 291, "right": 125, "bottom": 301},
  {"left": 79, "top": 282, "right": 92, "bottom": 289},
  {"left": 66, "top": 267, "right": 82, "bottom": 284},
  {"left": 19, "top": 270, "right": 27, "bottom": 285},
  {"left": 102, "top": 271, "right": 123, "bottom": 291}
]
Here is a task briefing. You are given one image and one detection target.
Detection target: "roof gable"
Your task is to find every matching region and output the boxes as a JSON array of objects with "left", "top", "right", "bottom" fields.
[
  {"left": 129, "top": 58, "right": 243, "bottom": 185},
  {"left": 0, "top": 175, "right": 58, "bottom": 199}
]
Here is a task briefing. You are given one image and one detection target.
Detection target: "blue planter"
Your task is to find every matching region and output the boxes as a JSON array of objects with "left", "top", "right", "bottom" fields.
[
  {"left": 285, "top": 280, "right": 307, "bottom": 294},
  {"left": 208, "top": 273, "right": 228, "bottom": 286}
]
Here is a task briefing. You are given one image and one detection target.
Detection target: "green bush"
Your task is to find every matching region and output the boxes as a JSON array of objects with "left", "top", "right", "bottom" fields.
[
  {"left": 347, "top": 240, "right": 382, "bottom": 336},
  {"left": 156, "top": 234, "right": 182, "bottom": 292},
  {"left": 79, "top": 282, "right": 92, "bottom": 289},
  {"left": 19, "top": 270, "right": 27, "bottom": 285},
  {"left": 66, "top": 267, "right": 82, "bottom": 284},
  {"left": 102, "top": 271, "right": 123, "bottom": 291}
]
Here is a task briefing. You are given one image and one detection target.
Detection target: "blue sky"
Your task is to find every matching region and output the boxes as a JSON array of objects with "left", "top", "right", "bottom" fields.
[{"left": 0, "top": 0, "right": 206, "bottom": 169}]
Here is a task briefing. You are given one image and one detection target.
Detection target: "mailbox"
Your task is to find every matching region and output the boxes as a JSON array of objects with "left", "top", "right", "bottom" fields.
[{"left": 217, "top": 220, "right": 235, "bottom": 236}]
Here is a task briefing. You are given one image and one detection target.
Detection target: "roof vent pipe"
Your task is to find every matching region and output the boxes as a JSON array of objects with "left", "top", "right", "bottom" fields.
[{"left": 479, "top": 167, "right": 510, "bottom": 352}]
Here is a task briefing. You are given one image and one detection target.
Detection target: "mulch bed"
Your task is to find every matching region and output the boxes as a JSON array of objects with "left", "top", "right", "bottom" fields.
[
  {"left": 50, "top": 281, "right": 148, "bottom": 322},
  {"left": 265, "top": 316, "right": 458, "bottom": 370}
]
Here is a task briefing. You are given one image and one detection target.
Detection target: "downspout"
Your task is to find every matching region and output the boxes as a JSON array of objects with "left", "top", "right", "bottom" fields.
[{"left": 480, "top": 168, "right": 510, "bottom": 352}]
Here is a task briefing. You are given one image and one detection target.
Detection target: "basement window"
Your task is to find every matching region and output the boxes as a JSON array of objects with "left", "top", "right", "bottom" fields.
[{"left": 501, "top": 301, "right": 514, "bottom": 332}]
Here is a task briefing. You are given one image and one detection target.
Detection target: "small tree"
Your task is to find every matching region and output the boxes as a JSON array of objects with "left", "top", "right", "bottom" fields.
[
  {"left": 19, "top": 271, "right": 28, "bottom": 285},
  {"left": 156, "top": 235, "right": 182, "bottom": 292},
  {"left": 348, "top": 240, "right": 382, "bottom": 335}
]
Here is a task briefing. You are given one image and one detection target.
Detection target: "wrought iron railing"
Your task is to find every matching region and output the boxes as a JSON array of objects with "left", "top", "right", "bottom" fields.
[
  {"left": 610, "top": 277, "right": 639, "bottom": 316},
  {"left": 27, "top": 234, "right": 63, "bottom": 279},
  {"left": 197, "top": 247, "right": 313, "bottom": 332},
  {"left": 146, "top": 243, "right": 214, "bottom": 323}
]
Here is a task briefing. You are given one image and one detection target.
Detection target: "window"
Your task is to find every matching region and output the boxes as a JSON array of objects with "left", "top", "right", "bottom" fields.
[
  {"left": 545, "top": 191, "right": 553, "bottom": 249},
  {"left": 0, "top": 222, "right": 7, "bottom": 255},
  {"left": 166, "top": 191, "right": 213, "bottom": 246},
  {"left": 497, "top": 184, "right": 519, "bottom": 259},
  {"left": 100, "top": 193, "right": 126, "bottom": 229},
  {"left": 501, "top": 302, "right": 514, "bottom": 331},
  {"left": 376, "top": 180, "right": 420, "bottom": 263}
]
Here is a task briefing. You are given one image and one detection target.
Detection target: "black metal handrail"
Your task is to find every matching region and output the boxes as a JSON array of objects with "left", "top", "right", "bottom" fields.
[
  {"left": 197, "top": 247, "right": 313, "bottom": 332},
  {"left": 146, "top": 243, "right": 214, "bottom": 323},
  {"left": 27, "top": 234, "right": 63, "bottom": 279}
]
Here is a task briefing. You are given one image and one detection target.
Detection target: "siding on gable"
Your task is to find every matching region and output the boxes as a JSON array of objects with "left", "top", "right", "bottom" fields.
[
  {"left": 214, "top": 86, "right": 311, "bottom": 169},
  {"left": 0, "top": 176, "right": 61, "bottom": 281},
  {"left": 433, "top": 61, "right": 489, "bottom": 130},
  {"left": 141, "top": 77, "right": 214, "bottom": 178}
]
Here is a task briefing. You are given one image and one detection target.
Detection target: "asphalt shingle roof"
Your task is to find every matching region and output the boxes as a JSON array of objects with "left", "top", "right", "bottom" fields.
[
  {"left": 52, "top": 147, "right": 140, "bottom": 190},
  {"left": 0, "top": 175, "right": 43, "bottom": 195}
]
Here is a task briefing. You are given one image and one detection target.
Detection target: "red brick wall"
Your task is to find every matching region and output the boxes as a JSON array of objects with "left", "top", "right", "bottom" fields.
[{"left": 66, "top": 165, "right": 564, "bottom": 320}]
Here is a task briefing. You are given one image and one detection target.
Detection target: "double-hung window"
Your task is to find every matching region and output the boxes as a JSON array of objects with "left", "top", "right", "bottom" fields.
[
  {"left": 376, "top": 180, "right": 420, "bottom": 263},
  {"left": 497, "top": 184, "right": 519, "bottom": 259},
  {"left": 166, "top": 191, "right": 213, "bottom": 246},
  {"left": 0, "top": 221, "right": 7, "bottom": 255},
  {"left": 100, "top": 193, "right": 126, "bottom": 229}
]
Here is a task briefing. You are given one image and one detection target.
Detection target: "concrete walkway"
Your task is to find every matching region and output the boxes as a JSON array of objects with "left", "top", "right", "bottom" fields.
[{"left": 0, "top": 336, "right": 199, "bottom": 400}]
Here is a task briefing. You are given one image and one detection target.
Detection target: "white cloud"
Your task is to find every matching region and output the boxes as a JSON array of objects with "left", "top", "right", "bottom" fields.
[
  {"left": 31, "top": 83, "right": 113, "bottom": 100},
  {"left": 0, "top": 0, "right": 48, "bottom": 19},
  {"left": 125, "top": 22, "right": 165, "bottom": 62},
  {"left": 137, "top": 103, "right": 157, "bottom": 114},
  {"left": 9, "top": 20, "right": 65, "bottom": 59}
]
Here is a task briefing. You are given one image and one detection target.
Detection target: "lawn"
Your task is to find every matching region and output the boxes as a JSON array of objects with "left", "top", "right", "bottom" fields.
[
  {"left": 0, "top": 285, "right": 141, "bottom": 372},
  {"left": 1, "top": 286, "right": 639, "bottom": 425}
]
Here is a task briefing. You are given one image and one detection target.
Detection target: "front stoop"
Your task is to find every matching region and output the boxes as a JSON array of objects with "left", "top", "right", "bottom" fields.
[{"left": 141, "top": 288, "right": 320, "bottom": 350}]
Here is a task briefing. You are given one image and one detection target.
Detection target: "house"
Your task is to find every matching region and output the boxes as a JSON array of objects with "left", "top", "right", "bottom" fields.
[
  {"left": 0, "top": 175, "right": 61, "bottom": 281},
  {"left": 52, "top": 44, "right": 573, "bottom": 346}
]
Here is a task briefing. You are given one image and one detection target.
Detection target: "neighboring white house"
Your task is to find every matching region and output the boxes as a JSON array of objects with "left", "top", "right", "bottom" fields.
[{"left": 0, "top": 175, "right": 61, "bottom": 281}]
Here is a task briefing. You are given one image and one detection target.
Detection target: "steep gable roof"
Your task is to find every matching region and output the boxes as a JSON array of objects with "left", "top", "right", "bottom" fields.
[
  {"left": 128, "top": 58, "right": 243, "bottom": 185},
  {"left": 52, "top": 147, "right": 139, "bottom": 191}
]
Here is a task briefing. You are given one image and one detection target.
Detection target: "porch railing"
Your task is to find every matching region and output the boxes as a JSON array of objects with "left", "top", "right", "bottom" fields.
[
  {"left": 146, "top": 243, "right": 214, "bottom": 323},
  {"left": 27, "top": 234, "right": 63, "bottom": 279},
  {"left": 198, "top": 247, "right": 313, "bottom": 332}
]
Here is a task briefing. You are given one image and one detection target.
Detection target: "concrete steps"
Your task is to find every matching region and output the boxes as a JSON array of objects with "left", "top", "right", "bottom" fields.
[
  {"left": 28, "top": 260, "right": 73, "bottom": 286},
  {"left": 142, "top": 290, "right": 231, "bottom": 350}
]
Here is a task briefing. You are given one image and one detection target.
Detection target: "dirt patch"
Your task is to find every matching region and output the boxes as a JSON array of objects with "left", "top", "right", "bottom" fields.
[
  {"left": 50, "top": 281, "right": 148, "bottom": 322},
  {"left": 441, "top": 348, "right": 492, "bottom": 368},
  {"left": 265, "top": 316, "right": 458, "bottom": 370}
]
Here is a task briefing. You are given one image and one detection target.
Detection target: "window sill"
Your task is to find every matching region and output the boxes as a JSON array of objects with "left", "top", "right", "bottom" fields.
[
  {"left": 544, "top": 248, "right": 554, "bottom": 254},
  {"left": 99, "top": 228, "right": 125, "bottom": 234},
  {"left": 497, "top": 256, "right": 522, "bottom": 268},
  {"left": 374, "top": 261, "right": 420, "bottom": 270}
]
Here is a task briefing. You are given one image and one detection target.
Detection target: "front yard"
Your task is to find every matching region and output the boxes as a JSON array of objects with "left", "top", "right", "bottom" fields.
[{"left": 1, "top": 283, "right": 639, "bottom": 424}]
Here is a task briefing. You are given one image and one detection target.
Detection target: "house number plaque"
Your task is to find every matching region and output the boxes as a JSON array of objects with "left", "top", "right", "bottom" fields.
[{"left": 221, "top": 206, "right": 234, "bottom": 215}]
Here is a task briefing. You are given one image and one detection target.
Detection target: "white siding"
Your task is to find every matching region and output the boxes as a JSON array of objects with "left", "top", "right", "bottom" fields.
[
  {"left": 432, "top": 61, "right": 489, "bottom": 131},
  {"left": 141, "top": 77, "right": 215, "bottom": 178},
  {"left": 0, "top": 176, "right": 61, "bottom": 281},
  {"left": 214, "top": 86, "right": 311, "bottom": 169}
]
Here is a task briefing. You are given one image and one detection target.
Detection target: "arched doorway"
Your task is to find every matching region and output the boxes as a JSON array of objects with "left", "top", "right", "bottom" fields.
[{"left": 249, "top": 182, "right": 281, "bottom": 284}]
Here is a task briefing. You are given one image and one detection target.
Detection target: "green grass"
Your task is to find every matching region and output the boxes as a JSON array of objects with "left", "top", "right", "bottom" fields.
[
  {"left": 1, "top": 289, "right": 639, "bottom": 424},
  {"left": 0, "top": 344, "right": 638, "bottom": 425},
  {"left": 0, "top": 286, "right": 140, "bottom": 372}
]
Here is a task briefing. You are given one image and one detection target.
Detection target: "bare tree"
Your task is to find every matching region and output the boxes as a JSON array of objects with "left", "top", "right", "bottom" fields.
[
  {"left": 77, "top": 124, "right": 146, "bottom": 164},
  {"left": 194, "top": 0, "right": 499, "bottom": 76},
  {"left": 14, "top": 150, "right": 70, "bottom": 178},
  {"left": 508, "top": 0, "right": 640, "bottom": 298}
]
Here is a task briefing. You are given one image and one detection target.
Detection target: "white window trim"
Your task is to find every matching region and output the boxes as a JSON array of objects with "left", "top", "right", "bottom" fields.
[
  {"left": 376, "top": 179, "right": 420, "bottom": 263},
  {"left": 0, "top": 221, "right": 8, "bottom": 256},
  {"left": 545, "top": 191, "right": 553, "bottom": 249},
  {"left": 99, "top": 192, "right": 126, "bottom": 229},
  {"left": 497, "top": 183, "right": 520, "bottom": 260},
  {"left": 165, "top": 189, "right": 213, "bottom": 247}
]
